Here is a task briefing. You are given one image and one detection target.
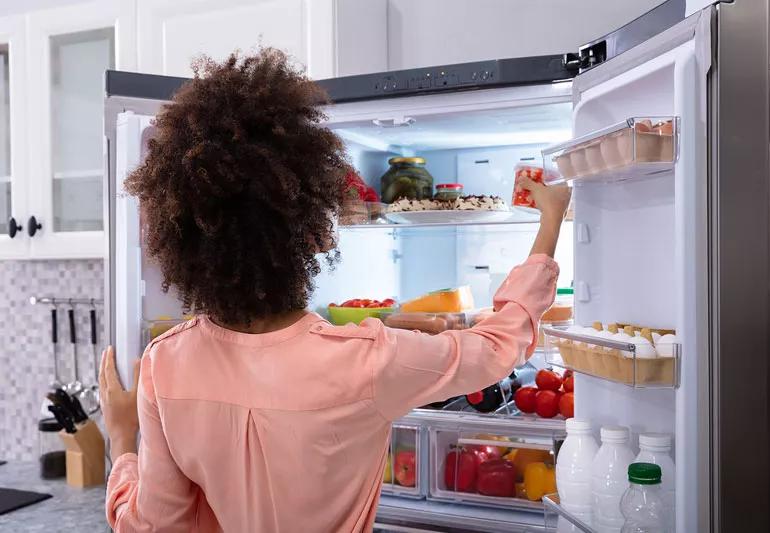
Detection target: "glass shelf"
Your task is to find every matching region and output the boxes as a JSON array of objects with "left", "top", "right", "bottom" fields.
[
  {"left": 543, "top": 494, "right": 595, "bottom": 532},
  {"left": 541, "top": 116, "right": 678, "bottom": 185},
  {"left": 339, "top": 212, "right": 540, "bottom": 230},
  {"left": 542, "top": 327, "right": 680, "bottom": 389}
]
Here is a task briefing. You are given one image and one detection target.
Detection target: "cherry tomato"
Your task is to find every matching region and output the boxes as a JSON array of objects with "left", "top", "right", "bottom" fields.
[
  {"left": 535, "top": 369, "right": 563, "bottom": 392},
  {"left": 559, "top": 392, "right": 574, "bottom": 418},
  {"left": 329, "top": 303, "right": 338, "bottom": 307},
  {"left": 535, "top": 390, "right": 560, "bottom": 418},
  {"left": 382, "top": 298, "right": 396, "bottom": 307},
  {"left": 514, "top": 386, "right": 538, "bottom": 414}
]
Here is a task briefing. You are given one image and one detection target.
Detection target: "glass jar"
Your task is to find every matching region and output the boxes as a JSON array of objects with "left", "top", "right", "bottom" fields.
[
  {"left": 39, "top": 418, "right": 66, "bottom": 479},
  {"left": 380, "top": 157, "right": 434, "bottom": 203},
  {"left": 435, "top": 183, "right": 464, "bottom": 201}
]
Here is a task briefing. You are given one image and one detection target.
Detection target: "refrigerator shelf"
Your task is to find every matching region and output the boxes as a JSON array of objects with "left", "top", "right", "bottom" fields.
[
  {"left": 541, "top": 116, "right": 678, "bottom": 185},
  {"left": 542, "top": 494, "right": 594, "bottom": 533},
  {"left": 542, "top": 327, "right": 680, "bottom": 388},
  {"left": 339, "top": 214, "right": 540, "bottom": 230}
]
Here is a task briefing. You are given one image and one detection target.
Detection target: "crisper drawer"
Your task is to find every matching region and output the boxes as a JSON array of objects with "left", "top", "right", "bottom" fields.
[
  {"left": 381, "top": 424, "right": 425, "bottom": 499},
  {"left": 429, "top": 424, "right": 561, "bottom": 511}
]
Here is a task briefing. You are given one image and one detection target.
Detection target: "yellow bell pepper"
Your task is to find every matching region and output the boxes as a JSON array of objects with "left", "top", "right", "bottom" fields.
[
  {"left": 383, "top": 454, "right": 393, "bottom": 484},
  {"left": 523, "top": 462, "right": 557, "bottom": 501}
]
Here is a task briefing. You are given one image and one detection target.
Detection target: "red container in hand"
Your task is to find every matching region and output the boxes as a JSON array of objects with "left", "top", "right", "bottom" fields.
[{"left": 513, "top": 165, "right": 545, "bottom": 208}]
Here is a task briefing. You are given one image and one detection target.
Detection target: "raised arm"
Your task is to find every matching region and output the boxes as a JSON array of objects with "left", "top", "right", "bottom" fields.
[{"left": 370, "top": 176, "right": 571, "bottom": 421}]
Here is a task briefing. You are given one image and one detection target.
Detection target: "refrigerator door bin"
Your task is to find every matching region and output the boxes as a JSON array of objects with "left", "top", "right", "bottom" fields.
[
  {"left": 382, "top": 424, "right": 424, "bottom": 498},
  {"left": 429, "top": 420, "right": 564, "bottom": 511},
  {"left": 542, "top": 117, "right": 678, "bottom": 185},
  {"left": 543, "top": 327, "right": 680, "bottom": 388},
  {"left": 542, "top": 493, "right": 594, "bottom": 532}
]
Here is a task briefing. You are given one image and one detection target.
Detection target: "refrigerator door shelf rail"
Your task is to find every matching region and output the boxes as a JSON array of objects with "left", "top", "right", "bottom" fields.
[
  {"left": 542, "top": 327, "right": 681, "bottom": 389},
  {"left": 542, "top": 493, "right": 594, "bottom": 532},
  {"left": 541, "top": 116, "right": 679, "bottom": 186}
]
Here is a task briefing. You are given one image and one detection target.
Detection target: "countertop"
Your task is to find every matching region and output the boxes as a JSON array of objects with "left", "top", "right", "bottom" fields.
[{"left": 0, "top": 461, "right": 108, "bottom": 532}]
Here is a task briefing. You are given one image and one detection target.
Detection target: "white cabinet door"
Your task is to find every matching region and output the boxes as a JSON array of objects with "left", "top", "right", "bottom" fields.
[
  {"left": 26, "top": 0, "right": 136, "bottom": 259},
  {"left": 137, "top": 0, "right": 336, "bottom": 79},
  {"left": 0, "top": 15, "right": 28, "bottom": 259}
]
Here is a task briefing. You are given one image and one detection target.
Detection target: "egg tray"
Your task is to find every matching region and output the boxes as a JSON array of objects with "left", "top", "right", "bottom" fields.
[{"left": 555, "top": 342, "right": 676, "bottom": 385}]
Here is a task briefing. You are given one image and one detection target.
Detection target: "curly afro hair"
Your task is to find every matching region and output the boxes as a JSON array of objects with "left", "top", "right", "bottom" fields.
[{"left": 124, "top": 49, "right": 348, "bottom": 325}]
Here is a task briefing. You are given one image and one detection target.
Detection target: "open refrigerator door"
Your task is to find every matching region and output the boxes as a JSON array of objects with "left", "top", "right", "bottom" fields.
[{"left": 540, "top": 8, "right": 712, "bottom": 533}]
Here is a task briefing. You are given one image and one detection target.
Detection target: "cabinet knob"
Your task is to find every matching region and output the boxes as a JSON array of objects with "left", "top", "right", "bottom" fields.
[
  {"left": 27, "top": 216, "right": 42, "bottom": 237},
  {"left": 7, "top": 217, "right": 22, "bottom": 238}
]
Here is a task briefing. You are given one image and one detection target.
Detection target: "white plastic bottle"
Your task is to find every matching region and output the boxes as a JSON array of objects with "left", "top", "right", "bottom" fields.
[
  {"left": 556, "top": 418, "right": 599, "bottom": 522},
  {"left": 591, "top": 426, "right": 636, "bottom": 533},
  {"left": 620, "top": 463, "right": 667, "bottom": 532},
  {"left": 635, "top": 433, "right": 675, "bottom": 531}
]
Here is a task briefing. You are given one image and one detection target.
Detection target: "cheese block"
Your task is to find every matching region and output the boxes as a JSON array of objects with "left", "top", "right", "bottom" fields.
[{"left": 401, "top": 286, "right": 474, "bottom": 314}]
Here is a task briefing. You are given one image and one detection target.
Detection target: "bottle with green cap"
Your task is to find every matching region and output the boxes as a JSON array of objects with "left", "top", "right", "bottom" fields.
[{"left": 620, "top": 462, "right": 668, "bottom": 532}]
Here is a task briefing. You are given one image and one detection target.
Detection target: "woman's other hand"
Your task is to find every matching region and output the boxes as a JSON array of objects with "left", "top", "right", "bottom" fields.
[
  {"left": 516, "top": 176, "right": 572, "bottom": 224},
  {"left": 99, "top": 346, "right": 140, "bottom": 460}
]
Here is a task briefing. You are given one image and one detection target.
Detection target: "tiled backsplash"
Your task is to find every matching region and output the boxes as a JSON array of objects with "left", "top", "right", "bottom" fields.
[{"left": 0, "top": 259, "right": 104, "bottom": 461}]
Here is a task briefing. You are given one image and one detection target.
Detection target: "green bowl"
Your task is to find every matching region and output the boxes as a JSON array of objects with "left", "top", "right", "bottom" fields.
[{"left": 327, "top": 306, "right": 394, "bottom": 326}]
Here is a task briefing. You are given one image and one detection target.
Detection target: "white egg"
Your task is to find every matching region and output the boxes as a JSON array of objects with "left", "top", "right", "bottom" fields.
[
  {"left": 655, "top": 334, "right": 679, "bottom": 357},
  {"left": 629, "top": 336, "right": 657, "bottom": 359},
  {"left": 612, "top": 331, "right": 635, "bottom": 358},
  {"left": 652, "top": 332, "right": 662, "bottom": 344},
  {"left": 594, "top": 329, "right": 616, "bottom": 351}
]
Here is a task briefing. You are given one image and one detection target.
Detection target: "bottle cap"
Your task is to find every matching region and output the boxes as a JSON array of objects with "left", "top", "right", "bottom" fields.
[
  {"left": 639, "top": 432, "right": 672, "bottom": 450},
  {"left": 566, "top": 418, "right": 592, "bottom": 433},
  {"left": 628, "top": 462, "right": 662, "bottom": 484},
  {"left": 600, "top": 426, "right": 629, "bottom": 443}
]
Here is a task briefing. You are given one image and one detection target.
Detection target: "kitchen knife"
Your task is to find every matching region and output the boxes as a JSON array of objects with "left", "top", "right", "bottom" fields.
[{"left": 51, "top": 388, "right": 88, "bottom": 424}]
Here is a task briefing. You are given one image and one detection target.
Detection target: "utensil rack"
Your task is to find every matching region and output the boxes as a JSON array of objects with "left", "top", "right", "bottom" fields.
[{"left": 30, "top": 296, "right": 103, "bottom": 306}]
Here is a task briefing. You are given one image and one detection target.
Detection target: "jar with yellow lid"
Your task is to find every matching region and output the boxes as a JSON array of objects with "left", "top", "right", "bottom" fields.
[{"left": 380, "top": 157, "right": 434, "bottom": 203}]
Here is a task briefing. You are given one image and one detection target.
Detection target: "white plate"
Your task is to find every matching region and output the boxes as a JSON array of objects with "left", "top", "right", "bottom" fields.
[{"left": 384, "top": 209, "right": 516, "bottom": 225}]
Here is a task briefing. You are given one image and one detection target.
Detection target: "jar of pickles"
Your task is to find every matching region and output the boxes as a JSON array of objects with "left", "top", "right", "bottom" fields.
[{"left": 380, "top": 157, "right": 434, "bottom": 203}]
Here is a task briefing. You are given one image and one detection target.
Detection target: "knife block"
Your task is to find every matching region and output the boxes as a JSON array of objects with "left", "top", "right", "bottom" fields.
[{"left": 58, "top": 420, "right": 105, "bottom": 488}]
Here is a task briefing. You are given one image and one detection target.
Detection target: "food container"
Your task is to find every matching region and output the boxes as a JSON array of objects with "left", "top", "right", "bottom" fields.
[
  {"left": 39, "top": 418, "right": 66, "bottom": 479},
  {"left": 382, "top": 425, "right": 423, "bottom": 498},
  {"left": 542, "top": 288, "right": 574, "bottom": 323},
  {"left": 513, "top": 164, "right": 552, "bottom": 207},
  {"left": 142, "top": 317, "right": 186, "bottom": 346},
  {"left": 543, "top": 327, "right": 680, "bottom": 388},
  {"left": 380, "top": 157, "right": 434, "bottom": 203},
  {"left": 429, "top": 426, "right": 561, "bottom": 510},
  {"left": 434, "top": 183, "right": 464, "bottom": 201},
  {"left": 327, "top": 305, "right": 394, "bottom": 325},
  {"left": 542, "top": 117, "right": 678, "bottom": 184},
  {"left": 383, "top": 311, "right": 470, "bottom": 334}
]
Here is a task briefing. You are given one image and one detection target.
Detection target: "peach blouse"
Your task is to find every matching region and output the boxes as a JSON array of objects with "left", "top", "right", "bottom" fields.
[{"left": 106, "top": 254, "right": 558, "bottom": 532}]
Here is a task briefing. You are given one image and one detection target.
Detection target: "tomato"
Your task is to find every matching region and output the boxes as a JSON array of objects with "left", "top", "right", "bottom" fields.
[
  {"left": 563, "top": 370, "right": 573, "bottom": 379},
  {"left": 328, "top": 303, "right": 338, "bottom": 307},
  {"left": 367, "top": 302, "right": 383, "bottom": 308},
  {"left": 382, "top": 298, "right": 396, "bottom": 307},
  {"left": 535, "top": 390, "right": 560, "bottom": 418},
  {"left": 562, "top": 375, "right": 574, "bottom": 393},
  {"left": 535, "top": 369, "right": 563, "bottom": 392},
  {"left": 559, "top": 392, "right": 574, "bottom": 418},
  {"left": 513, "top": 386, "right": 538, "bottom": 414}
]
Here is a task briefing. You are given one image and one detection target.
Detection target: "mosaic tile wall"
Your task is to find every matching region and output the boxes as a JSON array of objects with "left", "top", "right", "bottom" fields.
[{"left": 0, "top": 259, "right": 104, "bottom": 461}]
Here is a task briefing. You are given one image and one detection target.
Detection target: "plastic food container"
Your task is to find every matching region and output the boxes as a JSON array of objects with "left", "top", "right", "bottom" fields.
[
  {"left": 382, "top": 425, "right": 423, "bottom": 498},
  {"left": 434, "top": 183, "right": 464, "bottom": 201},
  {"left": 542, "top": 288, "right": 574, "bottom": 323},
  {"left": 542, "top": 117, "right": 678, "bottom": 183},
  {"left": 429, "top": 428, "right": 558, "bottom": 510},
  {"left": 380, "top": 157, "right": 434, "bottom": 203}
]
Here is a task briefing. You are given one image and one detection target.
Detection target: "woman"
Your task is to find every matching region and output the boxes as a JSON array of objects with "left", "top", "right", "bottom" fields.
[{"left": 100, "top": 49, "right": 571, "bottom": 532}]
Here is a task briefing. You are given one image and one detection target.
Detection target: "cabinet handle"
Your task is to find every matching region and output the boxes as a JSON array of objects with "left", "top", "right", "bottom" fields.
[
  {"left": 7, "top": 217, "right": 22, "bottom": 238},
  {"left": 27, "top": 216, "right": 42, "bottom": 237}
]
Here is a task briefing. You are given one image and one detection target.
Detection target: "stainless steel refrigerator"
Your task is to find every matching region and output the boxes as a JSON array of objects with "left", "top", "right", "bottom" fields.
[{"left": 104, "top": 1, "right": 769, "bottom": 530}]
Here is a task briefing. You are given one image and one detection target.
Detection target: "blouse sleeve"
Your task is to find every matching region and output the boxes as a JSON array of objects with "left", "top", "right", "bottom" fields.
[
  {"left": 371, "top": 254, "right": 559, "bottom": 421},
  {"left": 106, "top": 352, "right": 199, "bottom": 532}
]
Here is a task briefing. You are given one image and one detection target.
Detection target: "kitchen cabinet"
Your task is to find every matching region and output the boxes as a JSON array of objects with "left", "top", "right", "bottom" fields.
[
  {"left": 23, "top": 0, "right": 135, "bottom": 259},
  {"left": 137, "top": 0, "right": 338, "bottom": 79},
  {"left": 0, "top": 15, "right": 28, "bottom": 259}
]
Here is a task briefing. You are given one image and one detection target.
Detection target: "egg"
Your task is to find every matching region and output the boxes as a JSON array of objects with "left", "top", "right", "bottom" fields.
[
  {"left": 652, "top": 332, "right": 662, "bottom": 344},
  {"left": 612, "top": 330, "right": 635, "bottom": 358},
  {"left": 628, "top": 336, "right": 657, "bottom": 359},
  {"left": 594, "top": 329, "right": 616, "bottom": 351},
  {"left": 655, "top": 334, "right": 679, "bottom": 357}
]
